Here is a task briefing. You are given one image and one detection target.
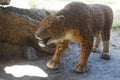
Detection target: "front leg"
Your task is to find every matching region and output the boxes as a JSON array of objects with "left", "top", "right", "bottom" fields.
[
  {"left": 74, "top": 39, "right": 93, "bottom": 73},
  {"left": 46, "top": 40, "right": 69, "bottom": 69}
]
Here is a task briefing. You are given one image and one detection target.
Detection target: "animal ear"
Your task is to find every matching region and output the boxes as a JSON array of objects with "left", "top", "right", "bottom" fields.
[
  {"left": 56, "top": 15, "right": 65, "bottom": 22},
  {"left": 45, "top": 11, "right": 51, "bottom": 17}
]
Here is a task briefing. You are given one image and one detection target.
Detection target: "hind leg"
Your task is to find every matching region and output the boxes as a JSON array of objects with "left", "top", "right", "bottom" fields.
[
  {"left": 101, "top": 9, "right": 113, "bottom": 60},
  {"left": 92, "top": 33, "right": 101, "bottom": 52},
  {"left": 101, "top": 40, "right": 110, "bottom": 60},
  {"left": 101, "top": 30, "right": 111, "bottom": 60}
]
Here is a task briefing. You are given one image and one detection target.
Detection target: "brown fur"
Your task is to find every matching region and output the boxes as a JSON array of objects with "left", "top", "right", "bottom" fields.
[{"left": 35, "top": 2, "right": 113, "bottom": 73}]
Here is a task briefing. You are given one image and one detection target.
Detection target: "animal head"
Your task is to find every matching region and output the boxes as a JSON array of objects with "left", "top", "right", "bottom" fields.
[{"left": 35, "top": 11, "right": 65, "bottom": 47}]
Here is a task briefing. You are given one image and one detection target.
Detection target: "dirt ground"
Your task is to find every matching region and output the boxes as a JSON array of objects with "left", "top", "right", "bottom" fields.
[{"left": 0, "top": 29, "right": 119, "bottom": 80}]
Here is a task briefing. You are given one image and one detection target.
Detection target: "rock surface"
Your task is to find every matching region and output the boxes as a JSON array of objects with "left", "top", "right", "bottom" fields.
[
  {"left": 0, "top": 6, "right": 55, "bottom": 60},
  {"left": 0, "top": 0, "right": 11, "bottom": 5},
  {"left": 23, "top": 46, "right": 38, "bottom": 61}
]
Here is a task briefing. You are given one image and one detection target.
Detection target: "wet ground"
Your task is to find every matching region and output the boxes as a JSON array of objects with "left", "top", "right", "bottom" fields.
[{"left": 0, "top": 29, "right": 120, "bottom": 80}]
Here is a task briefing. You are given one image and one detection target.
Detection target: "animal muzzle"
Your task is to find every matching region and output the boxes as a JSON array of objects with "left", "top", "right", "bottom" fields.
[
  {"left": 35, "top": 33, "right": 51, "bottom": 47},
  {"left": 35, "top": 32, "right": 42, "bottom": 40}
]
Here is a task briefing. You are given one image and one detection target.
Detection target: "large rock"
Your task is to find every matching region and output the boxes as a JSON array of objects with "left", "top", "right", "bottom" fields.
[
  {"left": 0, "top": 0, "right": 11, "bottom": 5},
  {"left": 0, "top": 6, "right": 55, "bottom": 59}
]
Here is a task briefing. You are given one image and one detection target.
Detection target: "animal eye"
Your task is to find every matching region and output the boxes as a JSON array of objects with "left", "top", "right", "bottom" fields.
[
  {"left": 46, "top": 22, "right": 53, "bottom": 28},
  {"left": 47, "top": 25, "right": 51, "bottom": 28}
]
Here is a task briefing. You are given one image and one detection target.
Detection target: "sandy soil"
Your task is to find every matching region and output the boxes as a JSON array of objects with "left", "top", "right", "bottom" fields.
[{"left": 0, "top": 29, "right": 120, "bottom": 80}]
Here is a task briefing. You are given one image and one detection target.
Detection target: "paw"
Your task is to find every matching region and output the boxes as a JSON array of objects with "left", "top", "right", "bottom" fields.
[
  {"left": 92, "top": 47, "right": 98, "bottom": 53},
  {"left": 46, "top": 60, "right": 60, "bottom": 69},
  {"left": 101, "top": 53, "right": 110, "bottom": 60},
  {"left": 73, "top": 63, "right": 87, "bottom": 73}
]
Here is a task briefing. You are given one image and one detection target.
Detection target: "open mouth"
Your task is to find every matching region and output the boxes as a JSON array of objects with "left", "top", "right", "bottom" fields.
[{"left": 38, "top": 37, "right": 51, "bottom": 47}]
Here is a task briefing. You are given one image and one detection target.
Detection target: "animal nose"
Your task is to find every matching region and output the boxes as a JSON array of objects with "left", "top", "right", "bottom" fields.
[{"left": 35, "top": 32, "right": 42, "bottom": 40}]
